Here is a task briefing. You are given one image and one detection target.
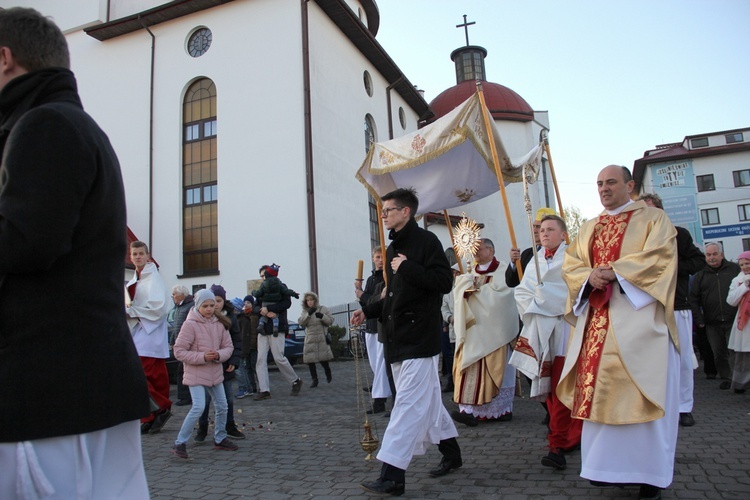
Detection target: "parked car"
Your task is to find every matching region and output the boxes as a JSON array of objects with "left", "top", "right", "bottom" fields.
[{"left": 267, "top": 321, "right": 305, "bottom": 366}]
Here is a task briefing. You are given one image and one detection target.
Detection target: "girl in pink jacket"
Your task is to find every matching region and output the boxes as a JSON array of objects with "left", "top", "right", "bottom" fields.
[{"left": 171, "top": 289, "right": 237, "bottom": 458}]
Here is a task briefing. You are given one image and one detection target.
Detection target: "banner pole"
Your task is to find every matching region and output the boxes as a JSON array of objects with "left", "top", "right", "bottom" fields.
[
  {"left": 476, "top": 81, "right": 521, "bottom": 280},
  {"left": 542, "top": 131, "right": 568, "bottom": 244},
  {"left": 376, "top": 200, "right": 389, "bottom": 287}
]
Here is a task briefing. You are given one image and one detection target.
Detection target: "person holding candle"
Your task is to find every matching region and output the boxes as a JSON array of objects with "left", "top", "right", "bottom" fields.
[{"left": 355, "top": 248, "right": 391, "bottom": 414}]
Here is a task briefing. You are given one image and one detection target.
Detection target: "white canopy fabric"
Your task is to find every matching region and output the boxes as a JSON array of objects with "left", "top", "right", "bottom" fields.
[{"left": 356, "top": 91, "right": 543, "bottom": 215}]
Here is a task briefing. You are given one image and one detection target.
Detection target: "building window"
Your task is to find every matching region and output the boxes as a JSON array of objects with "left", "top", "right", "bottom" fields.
[
  {"left": 363, "top": 71, "right": 373, "bottom": 97},
  {"left": 690, "top": 137, "right": 709, "bottom": 148},
  {"left": 739, "top": 204, "right": 750, "bottom": 222},
  {"left": 696, "top": 174, "right": 715, "bottom": 192},
  {"left": 187, "top": 27, "right": 212, "bottom": 58},
  {"left": 365, "top": 114, "right": 379, "bottom": 251},
  {"left": 743, "top": 238, "right": 750, "bottom": 252},
  {"left": 700, "top": 208, "right": 720, "bottom": 226},
  {"left": 726, "top": 132, "right": 743, "bottom": 144},
  {"left": 454, "top": 50, "right": 485, "bottom": 83},
  {"left": 364, "top": 114, "right": 376, "bottom": 150},
  {"left": 733, "top": 169, "right": 750, "bottom": 187},
  {"left": 398, "top": 107, "right": 406, "bottom": 130},
  {"left": 182, "top": 78, "right": 218, "bottom": 275}
]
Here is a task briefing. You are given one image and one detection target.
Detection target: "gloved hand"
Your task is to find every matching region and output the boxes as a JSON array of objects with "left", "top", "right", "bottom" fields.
[
  {"left": 315, "top": 312, "right": 324, "bottom": 319},
  {"left": 308, "top": 307, "right": 317, "bottom": 315}
]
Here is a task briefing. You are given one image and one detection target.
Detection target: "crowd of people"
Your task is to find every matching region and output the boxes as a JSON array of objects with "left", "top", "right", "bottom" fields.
[{"left": 2, "top": 8, "right": 748, "bottom": 499}]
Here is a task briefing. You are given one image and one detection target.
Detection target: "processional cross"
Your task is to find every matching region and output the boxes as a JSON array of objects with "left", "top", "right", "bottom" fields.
[{"left": 456, "top": 14, "right": 476, "bottom": 46}]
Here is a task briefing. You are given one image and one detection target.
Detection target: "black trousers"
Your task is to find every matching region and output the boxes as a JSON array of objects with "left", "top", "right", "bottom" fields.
[{"left": 308, "top": 361, "right": 331, "bottom": 380}]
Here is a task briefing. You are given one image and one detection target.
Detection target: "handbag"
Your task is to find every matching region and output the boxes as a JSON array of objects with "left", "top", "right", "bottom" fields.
[{"left": 325, "top": 331, "right": 332, "bottom": 345}]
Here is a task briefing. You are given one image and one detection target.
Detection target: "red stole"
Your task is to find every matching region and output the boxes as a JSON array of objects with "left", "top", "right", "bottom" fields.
[
  {"left": 127, "top": 269, "right": 141, "bottom": 301},
  {"left": 572, "top": 212, "right": 633, "bottom": 419}
]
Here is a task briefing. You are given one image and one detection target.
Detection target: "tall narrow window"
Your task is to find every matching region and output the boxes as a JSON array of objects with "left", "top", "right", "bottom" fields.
[
  {"left": 182, "top": 78, "right": 218, "bottom": 274},
  {"left": 365, "top": 114, "right": 379, "bottom": 251}
]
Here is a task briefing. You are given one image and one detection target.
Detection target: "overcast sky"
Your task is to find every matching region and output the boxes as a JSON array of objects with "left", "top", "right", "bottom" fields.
[{"left": 374, "top": 0, "right": 750, "bottom": 218}]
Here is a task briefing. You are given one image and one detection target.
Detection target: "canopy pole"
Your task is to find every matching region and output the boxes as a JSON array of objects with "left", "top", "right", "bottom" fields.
[
  {"left": 376, "top": 200, "right": 389, "bottom": 287},
  {"left": 523, "top": 168, "right": 542, "bottom": 286},
  {"left": 476, "top": 81, "right": 521, "bottom": 280},
  {"left": 443, "top": 210, "right": 464, "bottom": 274},
  {"left": 542, "top": 131, "right": 568, "bottom": 244}
]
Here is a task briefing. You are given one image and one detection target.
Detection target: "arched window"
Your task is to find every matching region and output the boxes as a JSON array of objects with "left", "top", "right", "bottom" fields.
[
  {"left": 365, "top": 114, "right": 379, "bottom": 251},
  {"left": 182, "top": 78, "right": 218, "bottom": 274}
]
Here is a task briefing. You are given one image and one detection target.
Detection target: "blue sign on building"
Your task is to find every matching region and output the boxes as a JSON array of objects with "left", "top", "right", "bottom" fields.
[
  {"left": 651, "top": 159, "right": 701, "bottom": 243},
  {"left": 702, "top": 223, "right": 750, "bottom": 240}
]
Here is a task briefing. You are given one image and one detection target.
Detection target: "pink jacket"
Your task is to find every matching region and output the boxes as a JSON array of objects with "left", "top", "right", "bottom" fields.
[{"left": 174, "top": 308, "right": 233, "bottom": 387}]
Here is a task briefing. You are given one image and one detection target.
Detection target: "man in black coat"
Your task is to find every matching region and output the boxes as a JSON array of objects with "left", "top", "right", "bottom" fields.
[
  {"left": 689, "top": 242, "right": 741, "bottom": 389},
  {"left": 352, "top": 188, "right": 461, "bottom": 496},
  {"left": 0, "top": 7, "right": 149, "bottom": 496},
  {"left": 640, "top": 193, "right": 705, "bottom": 427}
]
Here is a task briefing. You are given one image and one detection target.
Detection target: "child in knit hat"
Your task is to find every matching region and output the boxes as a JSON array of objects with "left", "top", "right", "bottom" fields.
[
  {"left": 171, "top": 289, "right": 238, "bottom": 458},
  {"left": 253, "top": 264, "right": 299, "bottom": 334}
]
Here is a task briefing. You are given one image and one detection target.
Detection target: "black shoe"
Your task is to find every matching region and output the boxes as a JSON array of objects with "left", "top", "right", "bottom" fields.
[
  {"left": 253, "top": 391, "right": 271, "bottom": 401},
  {"left": 175, "top": 399, "right": 192, "bottom": 406},
  {"left": 428, "top": 457, "right": 462, "bottom": 477},
  {"left": 148, "top": 409, "right": 172, "bottom": 434},
  {"left": 326, "top": 374, "right": 333, "bottom": 383},
  {"left": 140, "top": 422, "right": 152, "bottom": 434},
  {"left": 497, "top": 412, "right": 513, "bottom": 422},
  {"left": 735, "top": 389, "right": 746, "bottom": 394},
  {"left": 541, "top": 450, "right": 566, "bottom": 470},
  {"left": 362, "top": 386, "right": 372, "bottom": 392},
  {"left": 383, "top": 411, "right": 391, "bottom": 418},
  {"left": 450, "top": 410, "right": 478, "bottom": 427},
  {"left": 194, "top": 426, "right": 207, "bottom": 442},
  {"left": 638, "top": 484, "right": 662, "bottom": 499},
  {"left": 291, "top": 378, "right": 303, "bottom": 396},
  {"left": 679, "top": 412, "right": 695, "bottom": 427},
  {"left": 541, "top": 413, "right": 550, "bottom": 426},
  {"left": 226, "top": 425, "right": 245, "bottom": 439},
  {"left": 720, "top": 381, "right": 731, "bottom": 390},
  {"left": 310, "top": 378, "right": 319, "bottom": 388},
  {"left": 360, "top": 477, "right": 405, "bottom": 496}
]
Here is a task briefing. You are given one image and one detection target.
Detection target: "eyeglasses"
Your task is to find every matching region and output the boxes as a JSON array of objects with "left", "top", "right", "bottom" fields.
[{"left": 381, "top": 206, "right": 404, "bottom": 216}]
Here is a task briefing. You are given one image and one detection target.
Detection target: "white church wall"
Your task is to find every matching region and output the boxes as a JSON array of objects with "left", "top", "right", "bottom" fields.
[{"left": 306, "top": 2, "right": 423, "bottom": 308}]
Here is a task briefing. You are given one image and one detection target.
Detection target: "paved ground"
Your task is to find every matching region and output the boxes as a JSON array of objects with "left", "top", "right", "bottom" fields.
[{"left": 141, "top": 358, "right": 749, "bottom": 499}]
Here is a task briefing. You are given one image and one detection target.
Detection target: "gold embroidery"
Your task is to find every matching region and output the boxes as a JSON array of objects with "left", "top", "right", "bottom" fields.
[{"left": 572, "top": 212, "right": 633, "bottom": 419}]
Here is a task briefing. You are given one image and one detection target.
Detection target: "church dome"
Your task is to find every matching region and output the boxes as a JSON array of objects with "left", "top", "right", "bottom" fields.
[{"left": 429, "top": 79, "right": 533, "bottom": 123}]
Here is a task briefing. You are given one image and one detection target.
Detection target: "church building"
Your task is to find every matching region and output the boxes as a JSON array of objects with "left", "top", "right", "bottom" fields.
[{"left": 20, "top": 0, "right": 554, "bottom": 313}]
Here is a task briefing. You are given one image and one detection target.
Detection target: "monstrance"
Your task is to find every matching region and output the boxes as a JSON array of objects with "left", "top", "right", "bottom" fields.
[{"left": 453, "top": 212, "right": 481, "bottom": 273}]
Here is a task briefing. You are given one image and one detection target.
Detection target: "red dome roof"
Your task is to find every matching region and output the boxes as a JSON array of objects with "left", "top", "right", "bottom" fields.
[{"left": 428, "top": 80, "right": 533, "bottom": 123}]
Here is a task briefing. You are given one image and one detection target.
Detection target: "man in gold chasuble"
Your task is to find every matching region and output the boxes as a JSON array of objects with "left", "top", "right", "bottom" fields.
[{"left": 557, "top": 165, "right": 678, "bottom": 500}]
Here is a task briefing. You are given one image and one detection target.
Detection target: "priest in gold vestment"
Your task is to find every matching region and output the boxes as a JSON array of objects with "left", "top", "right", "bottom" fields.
[
  {"left": 451, "top": 238, "right": 518, "bottom": 426},
  {"left": 557, "top": 165, "right": 678, "bottom": 500}
]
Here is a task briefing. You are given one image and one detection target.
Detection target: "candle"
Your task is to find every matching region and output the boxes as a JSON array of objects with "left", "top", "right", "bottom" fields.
[{"left": 357, "top": 260, "right": 364, "bottom": 280}]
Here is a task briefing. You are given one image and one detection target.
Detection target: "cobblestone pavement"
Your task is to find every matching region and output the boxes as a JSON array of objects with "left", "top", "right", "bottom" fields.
[{"left": 141, "top": 358, "right": 749, "bottom": 499}]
